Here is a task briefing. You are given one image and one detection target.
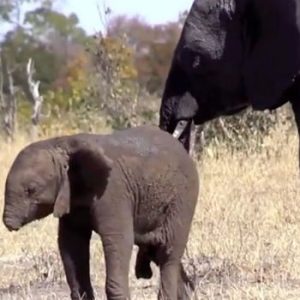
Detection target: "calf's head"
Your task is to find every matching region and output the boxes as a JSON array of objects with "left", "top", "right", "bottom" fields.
[{"left": 3, "top": 137, "right": 113, "bottom": 231}]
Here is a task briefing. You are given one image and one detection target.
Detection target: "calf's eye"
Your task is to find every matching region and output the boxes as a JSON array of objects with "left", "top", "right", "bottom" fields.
[{"left": 25, "top": 186, "right": 36, "bottom": 196}]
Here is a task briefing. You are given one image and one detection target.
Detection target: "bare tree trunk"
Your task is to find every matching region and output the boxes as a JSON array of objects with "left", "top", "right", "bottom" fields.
[
  {"left": 1, "top": 56, "right": 17, "bottom": 142},
  {"left": 7, "top": 65, "right": 17, "bottom": 139},
  {"left": 26, "top": 58, "right": 44, "bottom": 140},
  {"left": 0, "top": 53, "right": 4, "bottom": 110}
]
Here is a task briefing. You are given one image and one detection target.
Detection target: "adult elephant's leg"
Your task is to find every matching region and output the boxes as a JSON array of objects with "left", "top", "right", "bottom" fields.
[
  {"left": 102, "top": 232, "right": 134, "bottom": 300},
  {"left": 58, "top": 219, "right": 94, "bottom": 300}
]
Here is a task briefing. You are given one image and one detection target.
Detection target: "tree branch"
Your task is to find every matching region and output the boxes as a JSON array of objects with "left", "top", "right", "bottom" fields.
[{"left": 26, "top": 57, "right": 43, "bottom": 126}]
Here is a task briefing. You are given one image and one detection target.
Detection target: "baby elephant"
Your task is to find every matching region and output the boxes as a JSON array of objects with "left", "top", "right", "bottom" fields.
[{"left": 2, "top": 125, "right": 199, "bottom": 300}]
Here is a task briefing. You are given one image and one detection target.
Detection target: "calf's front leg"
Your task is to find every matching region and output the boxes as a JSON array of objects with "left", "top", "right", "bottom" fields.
[{"left": 58, "top": 219, "right": 94, "bottom": 300}]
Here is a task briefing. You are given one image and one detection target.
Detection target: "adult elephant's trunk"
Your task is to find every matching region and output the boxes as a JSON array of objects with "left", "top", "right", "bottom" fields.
[
  {"left": 174, "top": 120, "right": 194, "bottom": 153},
  {"left": 159, "top": 55, "right": 199, "bottom": 153},
  {"left": 159, "top": 98, "right": 192, "bottom": 152},
  {"left": 159, "top": 89, "right": 198, "bottom": 153},
  {"left": 159, "top": 93, "right": 176, "bottom": 133}
]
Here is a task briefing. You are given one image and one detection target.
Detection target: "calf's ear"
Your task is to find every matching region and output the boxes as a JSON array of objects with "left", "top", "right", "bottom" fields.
[
  {"left": 53, "top": 140, "right": 113, "bottom": 218},
  {"left": 53, "top": 164, "right": 71, "bottom": 218}
]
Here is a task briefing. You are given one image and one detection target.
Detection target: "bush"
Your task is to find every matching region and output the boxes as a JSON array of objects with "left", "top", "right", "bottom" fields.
[{"left": 194, "top": 104, "right": 296, "bottom": 159}]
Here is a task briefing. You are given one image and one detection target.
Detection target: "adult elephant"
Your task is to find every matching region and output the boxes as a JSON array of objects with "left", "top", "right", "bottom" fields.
[{"left": 159, "top": 0, "right": 300, "bottom": 152}]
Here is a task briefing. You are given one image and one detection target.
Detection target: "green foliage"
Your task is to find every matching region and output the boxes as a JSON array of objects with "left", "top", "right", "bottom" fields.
[
  {"left": 0, "top": 0, "right": 55, "bottom": 23},
  {"left": 1, "top": 28, "right": 62, "bottom": 92},
  {"left": 0, "top": 0, "right": 93, "bottom": 138},
  {"left": 87, "top": 33, "right": 156, "bottom": 130},
  {"left": 0, "top": 0, "right": 90, "bottom": 94},
  {"left": 85, "top": 31, "right": 159, "bottom": 129},
  {"left": 107, "top": 15, "right": 181, "bottom": 95},
  {"left": 0, "top": 0, "right": 29, "bottom": 23},
  {"left": 24, "top": 8, "right": 88, "bottom": 44}
]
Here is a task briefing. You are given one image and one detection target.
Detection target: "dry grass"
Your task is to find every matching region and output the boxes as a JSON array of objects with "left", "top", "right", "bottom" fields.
[{"left": 1, "top": 122, "right": 300, "bottom": 299}]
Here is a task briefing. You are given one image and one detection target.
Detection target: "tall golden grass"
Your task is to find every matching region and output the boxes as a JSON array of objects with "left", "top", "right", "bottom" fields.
[{"left": 0, "top": 118, "right": 300, "bottom": 299}]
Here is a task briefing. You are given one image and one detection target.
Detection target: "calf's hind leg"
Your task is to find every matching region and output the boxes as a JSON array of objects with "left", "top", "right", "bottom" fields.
[
  {"left": 159, "top": 195, "right": 197, "bottom": 300},
  {"left": 177, "top": 262, "right": 195, "bottom": 300}
]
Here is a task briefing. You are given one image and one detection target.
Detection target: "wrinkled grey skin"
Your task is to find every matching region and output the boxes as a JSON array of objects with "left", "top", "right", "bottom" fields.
[
  {"left": 2, "top": 125, "right": 199, "bottom": 300},
  {"left": 159, "top": 0, "right": 300, "bottom": 151}
]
